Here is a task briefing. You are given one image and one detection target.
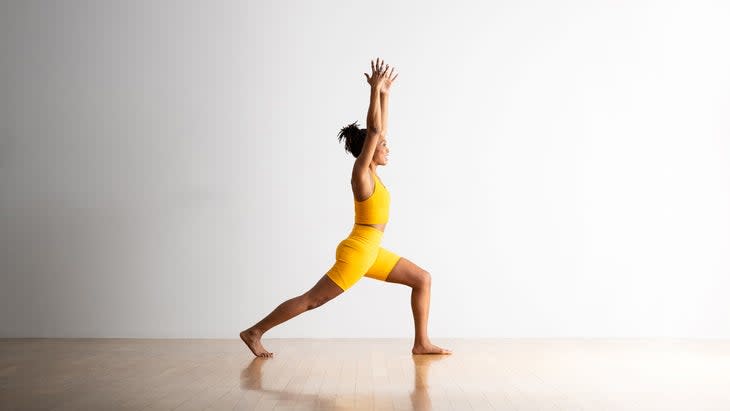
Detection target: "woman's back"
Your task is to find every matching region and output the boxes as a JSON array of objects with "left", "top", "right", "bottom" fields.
[{"left": 353, "top": 168, "right": 389, "bottom": 230}]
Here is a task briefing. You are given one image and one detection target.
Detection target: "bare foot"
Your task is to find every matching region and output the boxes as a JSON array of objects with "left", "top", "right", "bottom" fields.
[
  {"left": 240, "top": 329, "right": 273, "bottom": 357},
  {"left": 412, "top": 342, "right": 452, "bottom": 355}
]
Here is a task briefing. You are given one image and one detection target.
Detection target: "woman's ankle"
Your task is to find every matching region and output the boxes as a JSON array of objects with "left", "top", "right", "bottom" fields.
[{"left": 242, "top": 327, "right": 263, "bottom": 337}]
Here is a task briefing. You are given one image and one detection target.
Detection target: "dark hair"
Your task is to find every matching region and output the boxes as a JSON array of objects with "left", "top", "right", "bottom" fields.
[{"left": 337, "top": 121, "right": 367, "bottom": 158}]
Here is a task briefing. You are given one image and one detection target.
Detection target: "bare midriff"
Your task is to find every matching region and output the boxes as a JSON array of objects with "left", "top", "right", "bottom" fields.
[{"left": 355, "top": 223, "right": 386, "bottom": 232}]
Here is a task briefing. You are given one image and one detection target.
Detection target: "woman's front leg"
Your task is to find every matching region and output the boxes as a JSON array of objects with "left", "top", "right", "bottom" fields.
[{"left": 386, "top": 257, "right": 452, "bottom": 355}]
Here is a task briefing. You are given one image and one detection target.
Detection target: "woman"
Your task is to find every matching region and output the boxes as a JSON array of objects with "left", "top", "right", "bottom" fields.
[{"left": 240, "top": 58, "right": 451, "bottom": 357}]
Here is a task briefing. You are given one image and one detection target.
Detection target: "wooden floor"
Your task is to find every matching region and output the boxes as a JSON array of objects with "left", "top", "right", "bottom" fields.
[{"left": 1, "top": 338, "right": 730, "bottom": 410}]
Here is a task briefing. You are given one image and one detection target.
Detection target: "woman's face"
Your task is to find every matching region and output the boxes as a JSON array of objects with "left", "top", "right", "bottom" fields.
[{"left": 374, "top": 137, "right": 390, "bottom": 165}]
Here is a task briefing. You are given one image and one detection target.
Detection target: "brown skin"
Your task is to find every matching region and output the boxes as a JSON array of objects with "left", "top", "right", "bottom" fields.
[{"left": 240, "top": 58, "right": 451, "bottom": 357}]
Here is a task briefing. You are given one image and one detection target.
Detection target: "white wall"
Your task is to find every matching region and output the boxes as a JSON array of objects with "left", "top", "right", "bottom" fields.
[{"left": 1, "top": 0, "right": 728, "bottom": 338}]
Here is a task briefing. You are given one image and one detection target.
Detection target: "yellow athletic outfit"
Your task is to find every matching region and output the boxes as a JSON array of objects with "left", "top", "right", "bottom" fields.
[{"left": 325, "top": 169, "right": 401, "bottom": 291}]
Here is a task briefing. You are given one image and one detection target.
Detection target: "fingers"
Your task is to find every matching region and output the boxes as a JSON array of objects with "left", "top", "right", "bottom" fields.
[
  {"left": 372, "top": 57, "right": 385, "bottom": 74},
  {"left": 369, "top": 58, "right": 398, "bottom": 79},
  {"left": 382, "top": 64, "right": 398, "bottom": 81}
]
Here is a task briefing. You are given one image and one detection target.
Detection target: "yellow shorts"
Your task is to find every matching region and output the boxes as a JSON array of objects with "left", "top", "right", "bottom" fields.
[{"left": 325, "top": 224, "right": 402, "bottom": 291}]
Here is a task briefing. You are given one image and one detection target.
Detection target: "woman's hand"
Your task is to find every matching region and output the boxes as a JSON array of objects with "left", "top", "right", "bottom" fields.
[
  {"left": 380, "top": 65, "right": 398, "bottom": 95},
  {"left": 364, "top": 57, "right": 390, "bottom": 91}
]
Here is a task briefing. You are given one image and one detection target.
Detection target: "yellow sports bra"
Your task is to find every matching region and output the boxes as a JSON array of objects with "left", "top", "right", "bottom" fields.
[{"left": 354, "top": 169, "right": 390, "bottom": 224}]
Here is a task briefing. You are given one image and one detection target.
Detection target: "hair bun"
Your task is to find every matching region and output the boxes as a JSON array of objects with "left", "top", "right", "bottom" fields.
[
  {"left": 337, "top": 121, "right": 367, "bottom": 158},
  {"left": 338, "top": 121, "right": 360, "bottom": 142}
]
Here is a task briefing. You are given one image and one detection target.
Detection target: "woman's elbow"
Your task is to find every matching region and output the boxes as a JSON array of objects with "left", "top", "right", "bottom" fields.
[{"left": 366, "top": 126, "right": 381, "bottom": 136}]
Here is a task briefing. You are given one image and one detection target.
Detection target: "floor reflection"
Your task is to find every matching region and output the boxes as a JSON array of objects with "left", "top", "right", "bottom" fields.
[
  {"left": 241, "top": 356, "right": 337, "bottom": 410},
  {"left": 240, "top": 353, "right": 450, "bottom": 410},
  {"left": 409, "top": 355, "right": 447, "bottom": 411}
]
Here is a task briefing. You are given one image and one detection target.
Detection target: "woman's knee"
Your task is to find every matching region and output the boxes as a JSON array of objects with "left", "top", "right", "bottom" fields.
[
  {"left": 302, "top": 274, "right": 344, "bottom": 310},
  {"left": 417, "top": 270, "right": 431, "bottom": 288},
  {"left": 303, "top": 291, "right": 334, "bottom": 311},
  {"left": 385, "top": 257, "right": 432, "bottom": 288},
  {"left": 307, "top": 295, "right": 331, "bottom": 310}
]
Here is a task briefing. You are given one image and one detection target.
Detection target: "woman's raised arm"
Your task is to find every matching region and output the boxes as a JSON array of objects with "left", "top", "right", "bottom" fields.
[
  {"left": 379, "top": 65, "right": 398, "bottom": 136},
  {"left": 356, "top": 58, "right": 388, "bottom": 169},
  {"left": 363, "top": 58, "right": 386, "bottom": 133}
]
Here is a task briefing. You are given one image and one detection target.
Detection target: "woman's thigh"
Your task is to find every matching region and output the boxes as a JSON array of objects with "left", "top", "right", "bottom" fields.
[
  {"left": 364, "top": 246, "right": 402, "bottom": 282},
  {"left": 304, "top": 274, "right": 345, "bottom": 303},
  {"left": 325, "top": 230, "right": 382, "bottom": 291},
  {"left": 381, "top": 256, "right": 429, "bottom": 287}
]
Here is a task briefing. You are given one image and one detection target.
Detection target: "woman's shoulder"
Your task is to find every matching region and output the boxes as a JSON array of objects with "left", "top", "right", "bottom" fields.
[{"left": 350, "top": 164, "right": 374, "bottom": 182}]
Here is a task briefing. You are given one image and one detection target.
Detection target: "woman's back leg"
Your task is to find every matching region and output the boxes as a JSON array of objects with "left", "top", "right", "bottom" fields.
[{"left": 240, "top": 274, "right": 344, "bottom": 357}]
